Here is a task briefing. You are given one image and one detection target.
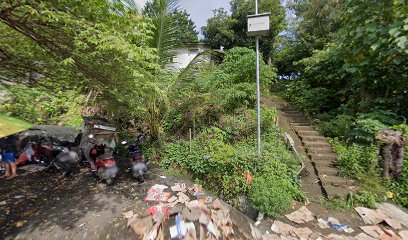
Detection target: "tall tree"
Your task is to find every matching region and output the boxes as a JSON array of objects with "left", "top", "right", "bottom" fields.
[
  {"left": 172, "top": 10, "right": 199, "bottom": 43},
  {"left": 202, "top": 8, "right": 235, "bottom": 49},
  {"left": 202, "top": 0, "right": 286, "bottom": 62}
]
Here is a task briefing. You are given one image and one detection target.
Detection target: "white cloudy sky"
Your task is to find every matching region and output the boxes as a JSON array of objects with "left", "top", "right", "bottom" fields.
[{"left": 135, "top": 0, "right": 231, "bottom": 37}]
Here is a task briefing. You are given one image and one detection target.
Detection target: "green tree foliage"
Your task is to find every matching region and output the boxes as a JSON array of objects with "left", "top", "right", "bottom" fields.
[
  {"left": 167, "top": 47, "right": 277, "bottom": 134},
  {"left": 0, "top": 0, "right": 172, "bottom": 135},
  {"left": 144, "top": 0, "right": 192, "bottom": 66},
  {"left": 202, "top": 0, "right": 285, "bottom": 61},
  {"left": 274, "top": 0, "right": 343, "bottom": 77},
  {"left": 172, "top": 10, "right": 199, "bottom": 43},
  {"left": 202, "top": 8, "right": 237, "bottom": 49}
]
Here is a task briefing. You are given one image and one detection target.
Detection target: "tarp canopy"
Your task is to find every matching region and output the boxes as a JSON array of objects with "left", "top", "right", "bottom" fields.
[{"left": 18, "top": 125, "right": 80, "bottom": 146}]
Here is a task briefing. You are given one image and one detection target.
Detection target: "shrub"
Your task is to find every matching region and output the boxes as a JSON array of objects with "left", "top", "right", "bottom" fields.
[
  {"left": 352, "top": 118, "right": 387, "bottom": 144},
  {"left": 330, "top": 138, "right": 380, "bottom": 179},
  {"left": 249, "top": 177, "right": 297, "bottom": 217},
  {"left": 319, "top": 114, "right": 354, "bottom": 139},
  {"left": 161, "top": 127, "right": 302, "bottom": 212}
]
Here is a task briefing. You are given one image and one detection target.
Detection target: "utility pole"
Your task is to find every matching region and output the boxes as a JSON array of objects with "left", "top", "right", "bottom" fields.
[
  {"left": 255, "top": 0, "right": 261, "bottom": 158},
  {"left": 247, "top": 1, "right": 270, "bottom": 158}
]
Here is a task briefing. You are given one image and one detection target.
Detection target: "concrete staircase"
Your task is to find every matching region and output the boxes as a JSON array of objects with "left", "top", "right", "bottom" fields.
[{"left": 267, "top": 98, "right": 358, "bottom": 199}]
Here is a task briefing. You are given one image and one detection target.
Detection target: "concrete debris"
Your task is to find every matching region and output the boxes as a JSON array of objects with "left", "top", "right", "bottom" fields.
[
  {"left": 355, "top": 207, "right": 388, "bottom": 224},
  {"left": 376, "top": 203, "right": 408, "bottom": 228},
  {"left": 360, "top": 225, "right": 385, "bottom": 238},
  {"left": 250, "top": 223, "right": 263, "bottom": 240},
  {"left": 285, "top": 206, "right": 315, "bottom": 224},
  {"left": 355, "top": 233, "right": 377, "bottom": 240},
  {"left": 379, "top": 229, "right": 401, "bottom": 240},
  {"left": 262, "top": 233, "right": 280, "bottom": 240},
  {"left": 399, "top": 230, "right": 408, "bottom": 240},
  {"left": 270, "top": 220, "right": 296, "bottom": 236},
  {"left": 327, "top": 233, "right": 353, "bottom": 240},
  {"left": 292, "top": 227, "right": 313, "bottom": 240},
  {"left": 383, "top": 218, "right": 403, "bottom": 230}
]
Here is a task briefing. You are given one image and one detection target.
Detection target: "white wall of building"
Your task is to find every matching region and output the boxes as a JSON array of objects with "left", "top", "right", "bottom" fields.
[{"left": 167, "top": 43, "right": 211, "bottom": 71}]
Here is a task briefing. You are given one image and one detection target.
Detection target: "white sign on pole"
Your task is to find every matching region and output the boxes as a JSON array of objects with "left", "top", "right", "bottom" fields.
[{"left": 247, "top": 13, "right": 271, "bottom": 36}]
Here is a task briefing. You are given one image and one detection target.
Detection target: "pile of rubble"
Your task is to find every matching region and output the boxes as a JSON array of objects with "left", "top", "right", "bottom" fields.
[
  {"left": 125, "top": 183, "right": 259, "bottom": 239},
  {"left": 268, "top": 204, "right": 408, "bottom": 240}
]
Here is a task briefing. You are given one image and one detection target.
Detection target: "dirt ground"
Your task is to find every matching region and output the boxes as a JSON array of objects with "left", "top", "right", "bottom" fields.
[{"left": 0, "top": 161, "right": 257, "bottom": 240}]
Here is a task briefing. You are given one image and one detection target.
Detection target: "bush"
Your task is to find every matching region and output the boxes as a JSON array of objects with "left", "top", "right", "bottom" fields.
[
  {"left": 330, "top": 138, "right": 380, "bottom": 179},
  {"left": 249, "top": 177, "right": 297, "bottom": 217},
  {"left": 161, "top": 126, "right": 302, "bottom": 213},
  {"left": 352, "top": 118, "right": 387, "bottom": 144},
  {"left": 319, "top": 114, "right": 354, "bottom": 140}
]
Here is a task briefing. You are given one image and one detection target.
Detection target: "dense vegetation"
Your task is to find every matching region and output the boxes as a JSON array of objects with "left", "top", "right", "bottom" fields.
[
  {"left": 1, "top": 0, "right": 303, "bottom": 217},
  {"left": 1, "top": 0, "right": 406, "bottom": 214},
  {"left": 275, "top": 0, "right": 408, "bottom": 208}
]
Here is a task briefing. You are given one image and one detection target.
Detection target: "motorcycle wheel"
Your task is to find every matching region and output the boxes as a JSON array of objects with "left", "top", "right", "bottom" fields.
[{"left": 105, "top": 178, "right": 114, "bottom": 185}]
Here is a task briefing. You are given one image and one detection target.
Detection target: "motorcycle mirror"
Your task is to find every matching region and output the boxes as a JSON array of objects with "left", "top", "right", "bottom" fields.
[
  {"left": 121, "top": 141, "right": 127, "bottom": 145},
  {"left": 88, "top": 134, "right": 94, "bottom": 139}
]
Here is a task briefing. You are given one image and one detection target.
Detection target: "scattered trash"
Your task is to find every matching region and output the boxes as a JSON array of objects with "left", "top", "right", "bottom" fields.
[
  {"left": 144, "top": 185, "right": 172, "bottom": 202},
  {"left": 317, "top": 218, "right": 330, "bottom": 229},
  {"left": 285, "top": 206, "right": 315, "bottom": 224},
  {"left": 159, "top": 175, "right": 167, "bottom": 179},
  {"left": 255, "top": 212, "right": 264, "bottom": 226},
  {"left": 355, "top": 207, "right": 388, "bottom": 224},
  {"left": 171, "top": 183, "right": 187, "bottom": 192},
  {"left": 122, "top": 210, "right": 134, "bottom": 219},
  {"left": 14, "top": 195, "right": 23, "bottom": 199},
  {"left": 15, "top": 220, "right": 27, "bottom": 228},
  {"left": 245, "top": 171, "right": 252, "bottom": 186},
  {"left": 360, "top": 225, "right": 385, "bottom": 238},
  {"left": 0, "top": 200, "right": 6, "bottom": 206},
  {"left": 167, "top": 196, "right": 177, "bottom": 203},
  {"left": 326, "top": 217, "right": 354, "bottom": 233},
  {"left": 78, "top": 223, "right": 86, "bottom": 228}
]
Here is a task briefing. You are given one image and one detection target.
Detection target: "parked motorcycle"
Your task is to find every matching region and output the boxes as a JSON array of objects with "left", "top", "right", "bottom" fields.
[
  {"left": 122, "top": 134, "right": 147, "bottom": 182},
  {"left": 88, "top": 135, "right": 118, "bottom": 185},
  {"left": 30, "top": 140, "right": 77, "bottom": 177}
]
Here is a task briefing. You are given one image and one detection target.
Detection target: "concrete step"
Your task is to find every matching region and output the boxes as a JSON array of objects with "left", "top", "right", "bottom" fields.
[
  {"left": 302, "top": 136, "right": 326, "bottom": 142},
  {"left": 306, "top": 147, "right": 334, "bottom": 154},
  {"left": 309, "top": 153, "right": 337, "bottom": 161},
  {"left": 303, "top": 141, "right": 330, "bottom": 148},
  {"left": 294, "top": 126, "right": 316, "bottom": 132},
  {"left": 297, "top": 131, "right": 321, "bottom": 137},
  {"left": 313, "top": 159, "right": 336, "bottom": 168},
  {"left": 284, "top": 110, "right": 302, "bottom": 115},
  {"left": 321, "top": 176, "right": 356, "bottom": 187},
  {"left": 290, "top": 122, "right": 310, "bottom": 127},
  {"left": 324, "top": 186, "right": 353, "bottom": 199},
  {"left": 315, "top": 165, "right": 338, "bottom": 176}
]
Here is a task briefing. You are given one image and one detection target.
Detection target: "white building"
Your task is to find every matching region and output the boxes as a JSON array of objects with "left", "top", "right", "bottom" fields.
[{"left": 168, "top": 42, "right": 212, "bottom": 71}]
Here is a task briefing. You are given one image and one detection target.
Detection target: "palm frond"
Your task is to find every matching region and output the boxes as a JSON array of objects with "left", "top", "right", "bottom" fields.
[
  {"left": 171, "top": 50, "right": 225, "bottom": 93},
  {"left": 145, "top": 0, "right": 181, "bottom": 67}
]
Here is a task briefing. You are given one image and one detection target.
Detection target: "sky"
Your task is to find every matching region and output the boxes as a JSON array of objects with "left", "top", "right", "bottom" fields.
[{"left": 135, "top": 0, "right": 231, "bottom": 38}]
